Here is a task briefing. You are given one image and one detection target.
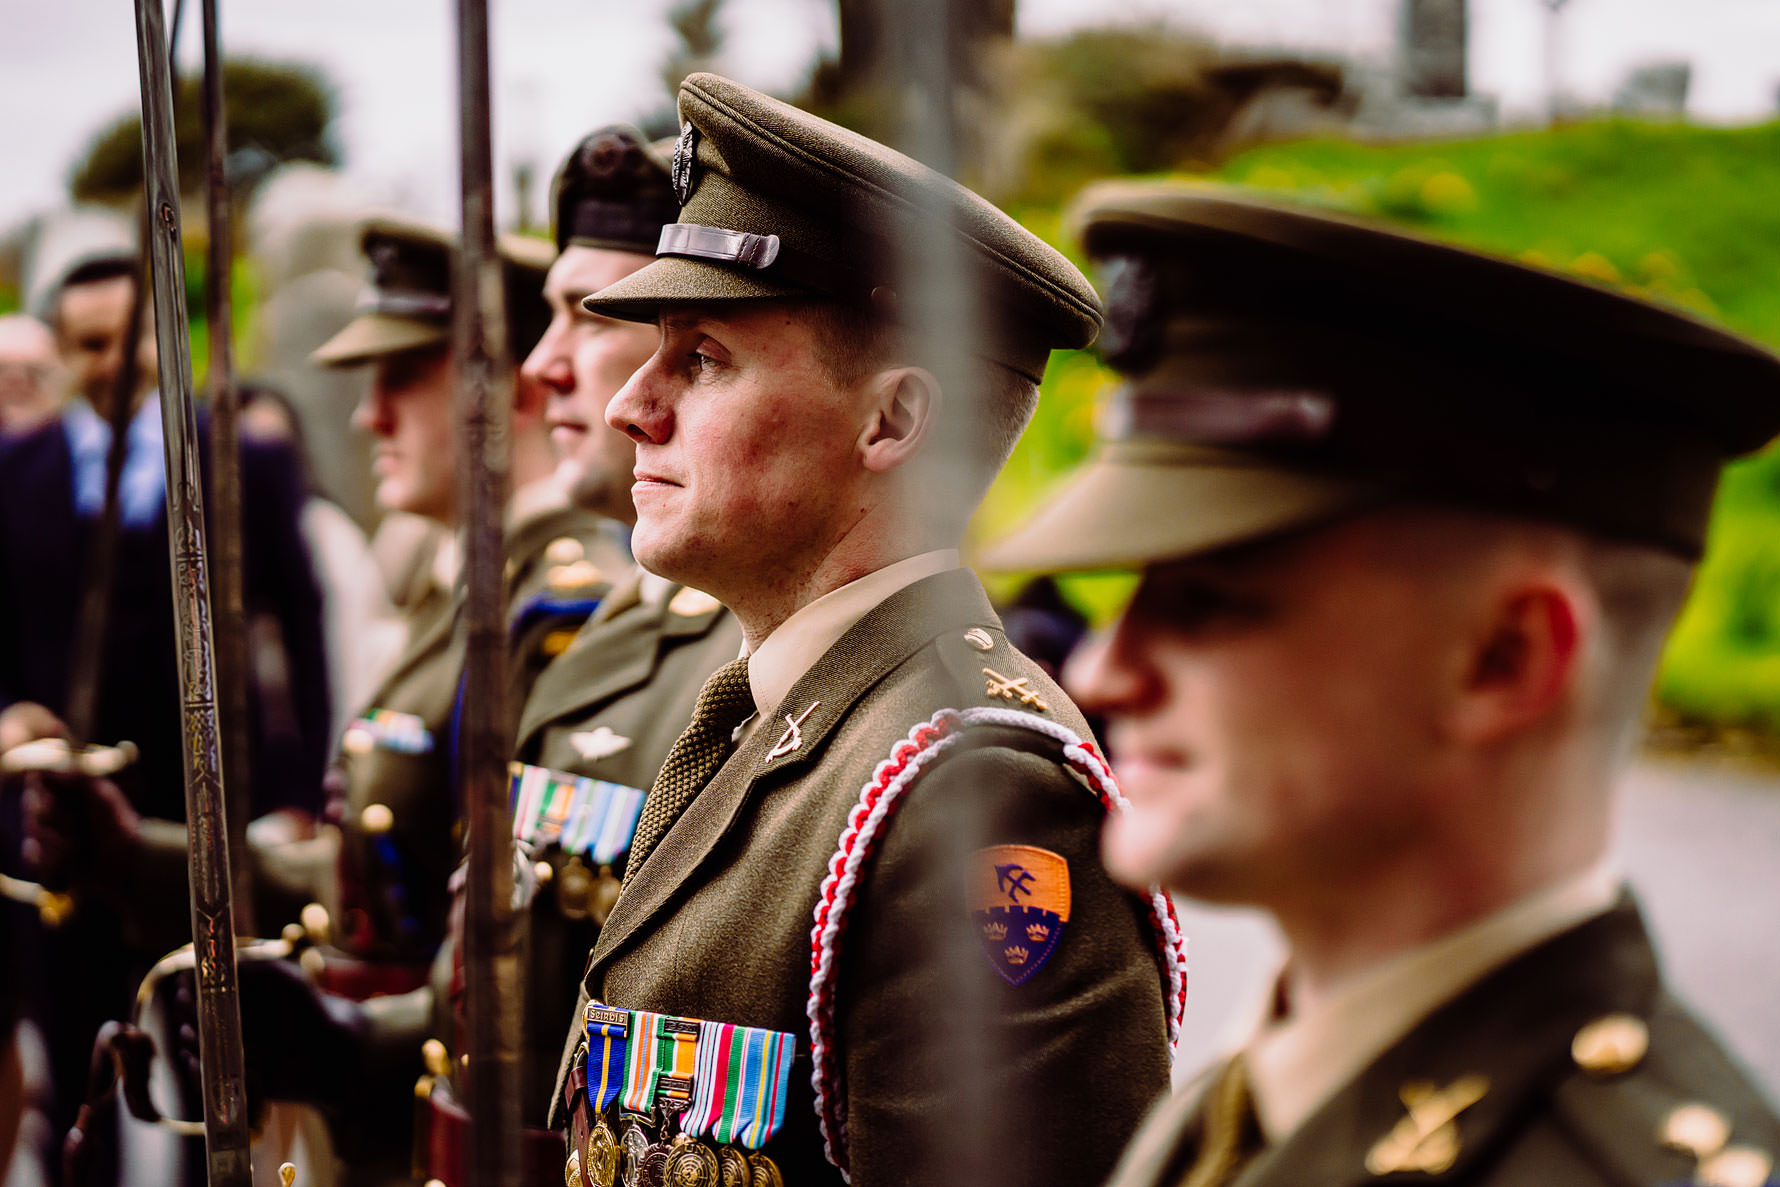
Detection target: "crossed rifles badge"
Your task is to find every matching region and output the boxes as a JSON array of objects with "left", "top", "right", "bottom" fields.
[
  {"left": 968, "top": 844, "right": 1071, "bottom": 985},
  {"left": 1364, "top": 1075, "right": 1491, "bottom": 1176}
]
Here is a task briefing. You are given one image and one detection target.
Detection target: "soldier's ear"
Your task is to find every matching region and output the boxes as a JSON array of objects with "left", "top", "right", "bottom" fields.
[
  {"left": 858, "top": 365, "right": 940, "bottom": 474},
  {"left": 1444, "top": 575, "right": 1585, "bottom": 747}
]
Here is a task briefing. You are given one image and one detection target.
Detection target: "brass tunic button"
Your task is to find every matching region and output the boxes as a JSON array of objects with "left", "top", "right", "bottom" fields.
[
  {"left": 361, "top": 802, "right": 396, "bottom": 835},
  {"left": 669, "top": 587, "right": 721, "bottom": 616},
  {"left": 421, "top": 1038, "right": 451, "bottom": 1078},
  {"left": 1661, "top": 1102, "right": 1731, "bottom": 1159},
  {"left": 1571, "top": 1013, "right": 1648, "bottom": 1076},
  {"left": 1697, "top": 1146, "right": 1774, "bottom": 1187},
  {"left": 548, "top": 560, "right": 604, "bottom": 592},
  {"left": 546, "top": 536, "right": 586, "bottom": 565}
]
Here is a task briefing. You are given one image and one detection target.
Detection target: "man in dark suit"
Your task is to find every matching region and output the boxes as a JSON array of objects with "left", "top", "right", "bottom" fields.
[
  {"left": 0, "top": 253, "right": 333, "bottom": 1158},
  {"left": 986, "top": 183, "right": 1780, "bottom": 1187},
  {"left": 546, "top": 75, "right": 1184, "bottom": 1187}
]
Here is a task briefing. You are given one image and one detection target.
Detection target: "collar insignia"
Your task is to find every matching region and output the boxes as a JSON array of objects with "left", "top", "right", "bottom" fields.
[
  {"left": 768, "top": 701, "right": 819, "bottom": 760},
  {"left": 1364, "top": 1075, "right": 1490, "bottom": 1176}
]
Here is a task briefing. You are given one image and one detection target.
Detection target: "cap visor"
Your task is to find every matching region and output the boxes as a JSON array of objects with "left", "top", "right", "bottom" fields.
[
  {"left": 311, "top": 314, "right": 449, "bottom": 367},
  {"left": 581, "top": 256, "right": 806, "bottom": 323},
  {"left": 977, "top": 442, "right": 1387, "bottom": 573}
]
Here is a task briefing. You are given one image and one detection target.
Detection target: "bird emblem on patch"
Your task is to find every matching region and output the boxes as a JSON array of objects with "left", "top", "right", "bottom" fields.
[
  {"left": 570, "top": 726, "right": 631, "bottom": 762},
  {"left": 969, "top": 844, "right": 1070, "bottom": 985}
]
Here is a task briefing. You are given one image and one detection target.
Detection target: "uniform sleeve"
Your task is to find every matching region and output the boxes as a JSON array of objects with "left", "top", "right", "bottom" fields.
[{"left": 834, "top": 736, "right": 1171, "bottom": 1187}]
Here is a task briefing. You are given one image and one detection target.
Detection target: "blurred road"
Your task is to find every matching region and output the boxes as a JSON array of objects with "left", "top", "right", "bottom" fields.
[{"left": 1169, "top": 755, "right": 1780, "bottom": 1096}]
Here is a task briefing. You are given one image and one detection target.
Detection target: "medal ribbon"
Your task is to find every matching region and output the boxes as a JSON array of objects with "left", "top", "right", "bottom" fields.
[
  {"left": 584, "top": 1004, "right": 630, "bottom": 1113},
  {"left": 506, "top": 763, "right": 646, "bottom": 865},
  {"left": 620, "top": 1011, "right": 665, "bottom": 1113},
  {"left": 654, "top": 1017, "right": 701, "bottom": 1105},
  {"left": 684, "top": 1021, "right": 795, "bottom": 1149}
]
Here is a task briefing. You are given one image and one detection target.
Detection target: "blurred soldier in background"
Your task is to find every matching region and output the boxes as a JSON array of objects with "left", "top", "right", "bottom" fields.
[
  {"left": 985, "top": 183, "right": 1780, "bottom": 1187},
  {"left": 547, "top": 74, "right": 1183, "bottom": 1187},
  {"left": 165, "top": 131, "right": 712, "bottom": 1187},
  {"left": 0, "top": 314, "right": 67, "bottom": 435},
  {"left": 297, "top": 216, "right": 622, "bottom": 997},
  {"left": 0, "top": 249, "right": 331, "bottom": 1170}
]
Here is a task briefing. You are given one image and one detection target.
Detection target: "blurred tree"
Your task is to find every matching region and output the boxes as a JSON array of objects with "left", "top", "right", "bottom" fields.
[
  {"left": 69, "top": 59, "right": 338, "bottom": 205},
  {"left": 660, "top": 0, "right": 725, "bottom": 97}
]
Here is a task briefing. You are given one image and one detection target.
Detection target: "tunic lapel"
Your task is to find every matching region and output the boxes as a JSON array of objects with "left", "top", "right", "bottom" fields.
[
  {"left": 1232, "top": 898, "right": 1660, "bottom": 1187},
  {"left": 584, "top": 568, "right": 1000, "bottom": 974}
]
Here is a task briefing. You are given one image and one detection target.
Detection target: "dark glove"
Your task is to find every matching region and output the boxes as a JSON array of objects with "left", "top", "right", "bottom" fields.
[{"left": 164, "top": 954, "right": 427, "bottom": 1161}]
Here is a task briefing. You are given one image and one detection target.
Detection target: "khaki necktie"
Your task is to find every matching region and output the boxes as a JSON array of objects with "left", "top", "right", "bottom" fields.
[
  {"left": 1177, "top": 1055, "right": 1263, "bottom": 1187},
  {"left": 621, "top": 656, "right": 755, "bottom": 889}
]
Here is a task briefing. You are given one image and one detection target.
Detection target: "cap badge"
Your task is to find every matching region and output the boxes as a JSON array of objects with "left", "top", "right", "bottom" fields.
[
  {"left": 768, "top": 701, "right": 820, "bottom": 760},
  {"left": 1097, "top": 253, "right": 1161, "bottom": 373},
  {"left": 671, "top": 123, "right": 698, "bottom": 205},
  {"left": 969, "top": 844, "right": 1071, "bottom": 985},
  {"left": 1364, "top": 1075, "right": 1490, "bottom": 1176}
]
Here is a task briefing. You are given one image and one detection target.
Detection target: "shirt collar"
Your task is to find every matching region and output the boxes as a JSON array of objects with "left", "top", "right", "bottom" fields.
[
  {"left": 1245, "top": 862, "right": 1623, "bottom": 1142},
  {"left": 745, "top": 549, "right": 960, "bottom": 720}
]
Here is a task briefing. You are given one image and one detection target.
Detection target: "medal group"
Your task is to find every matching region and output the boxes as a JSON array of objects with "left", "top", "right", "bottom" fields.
[{"left": 567, "top": 1003, "right": 795, "bottom": 1187}]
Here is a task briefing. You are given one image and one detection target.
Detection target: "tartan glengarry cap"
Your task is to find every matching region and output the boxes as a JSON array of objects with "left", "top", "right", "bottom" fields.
[
  {"left": 983, "top": 181, "right": 1780, "bottom": 572},
  {"left": 581, "top": 72, "right": 1103, "bottom": 383},
  {"left": 313, "top": 215, "right": 557, "bottom": 368},
  {"left": 550, "top": 125, "right": 680, "bottom": 256}
]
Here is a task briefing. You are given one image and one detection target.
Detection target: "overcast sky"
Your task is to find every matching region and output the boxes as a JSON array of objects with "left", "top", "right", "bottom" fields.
[{"left": 3, "top": 0, "right": 1778, "bottom": 231}]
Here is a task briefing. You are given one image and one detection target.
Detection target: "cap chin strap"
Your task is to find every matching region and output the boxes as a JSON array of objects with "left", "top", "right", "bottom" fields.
[
  {"left": 655, "top": 222, "right": 877, "bottom": 304},
  {"left": 354, "top": 287, "right": 452, "bottom": 321}
]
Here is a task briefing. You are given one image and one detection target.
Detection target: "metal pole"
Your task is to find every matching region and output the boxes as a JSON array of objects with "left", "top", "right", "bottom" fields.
[
  {"left": 129, "top": 0, "right": 253, "bottom": 1182},
  {"left": 886, "top": 0, "right": 993, "bottom": 1177},
  {"left": 199, "top": 0, "right": 256, "bottom": 934},
  {"left": 453, "top": 3, "right": 522, "bottom": 1187}
]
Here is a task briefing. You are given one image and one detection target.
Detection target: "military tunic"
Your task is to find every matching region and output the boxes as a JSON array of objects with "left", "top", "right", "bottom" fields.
[
  {"left": 552, "top": 568, "right": 1176, "bottom": 1187},
  {"left": 329, "top": 497, "right": 621, "bottom": 972},
  {"left": 1106, "top": 896, "right": 1780, "bottom": 1187},
  {"left": 426, "top": 569, "right": 741, "bottom": 1129}
]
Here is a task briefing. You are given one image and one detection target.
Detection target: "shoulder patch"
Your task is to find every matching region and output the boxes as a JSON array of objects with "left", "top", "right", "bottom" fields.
[{"left": 970, "top": 844, "right": 1071, "bottom": 984}]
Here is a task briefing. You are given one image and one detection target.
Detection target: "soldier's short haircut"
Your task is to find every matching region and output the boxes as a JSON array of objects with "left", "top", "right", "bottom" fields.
[{"left": 803, "top": 300, "right": 1041, "bottom": 491}]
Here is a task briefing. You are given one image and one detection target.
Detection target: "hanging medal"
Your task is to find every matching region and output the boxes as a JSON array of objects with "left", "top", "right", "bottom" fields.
[
  {"left": 650, "top": 1018, "right": 711, "bottom": 1186},
  {"left": 682, "top": 1019, "right": 795, "bottom": 1184},
  {"left": 582, "top": 1004, "right": 630, "bottom": 1187},
  {"left": 617, "top": 1011, "right": 665, "bottom": 1187}
]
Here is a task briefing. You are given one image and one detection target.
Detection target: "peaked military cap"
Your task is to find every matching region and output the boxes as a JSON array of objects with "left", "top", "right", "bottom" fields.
[
  {"left": 983, "top": 181, "right": 1780, "bottom": 570},
  {"left": 313, "top": 215, "right": 556, "bottom": 368},
  {"left": 582, "top": 72, "right": 1102, "bottom": 383},
  {"left": 550, "top": 125, "right": 679, "bottom": 256}
]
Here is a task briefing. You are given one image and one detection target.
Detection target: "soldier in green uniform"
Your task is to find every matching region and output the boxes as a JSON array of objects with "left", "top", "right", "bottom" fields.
[
  {"left": 298, "top": 215, "right": 625, "bottom": 992},
  {"left": 983, "top": 182, "right": 1780, "bottom": 1187},
  {"left": 413, "top": 126, "right": 744, "bottom": 1187},
  {"left": 545, "top": 74, "right": 1185, "bottom": 1187}
]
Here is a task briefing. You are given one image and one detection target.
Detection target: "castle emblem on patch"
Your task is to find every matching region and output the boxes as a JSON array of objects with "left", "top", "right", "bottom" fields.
[
  {"left": 671, "top": 123, "right": 698, "bottom": 205},
  {"left": 969, "top": 844, "right": 1071, "bottom": 985}
]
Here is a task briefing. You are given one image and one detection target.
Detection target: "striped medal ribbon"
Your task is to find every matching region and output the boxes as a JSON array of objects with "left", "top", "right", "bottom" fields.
[
  {"left": 683, "top": 1021, "right": 796, "bottom": 1149},
  {"left": 584, "top": 1003, "right": 630, "bottom": 1113},
  {"left": 507, "top": 762, "right": 647, "bottom": 864}
]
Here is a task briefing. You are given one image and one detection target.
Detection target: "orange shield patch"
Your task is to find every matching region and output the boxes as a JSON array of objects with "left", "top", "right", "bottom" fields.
[{"left": 969, "top": 844, "right": 1071, "bottom": 985}]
